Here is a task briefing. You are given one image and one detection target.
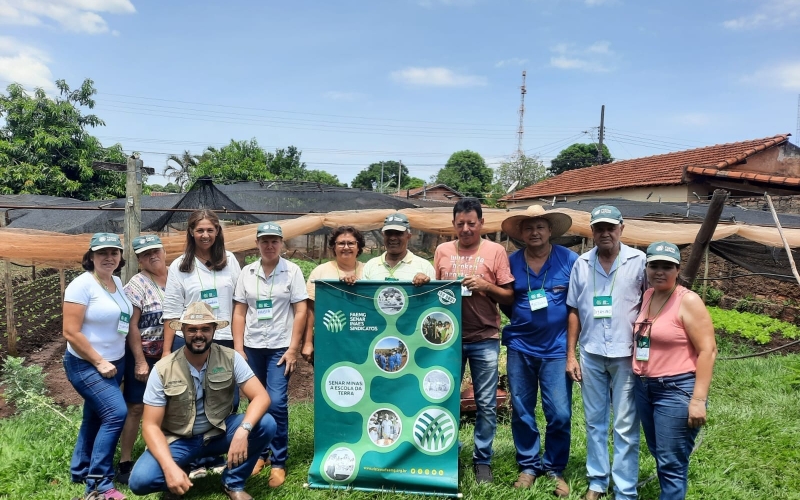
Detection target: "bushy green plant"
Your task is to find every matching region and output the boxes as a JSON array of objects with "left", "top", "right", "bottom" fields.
[
  {"left": 733, "top": 295, "right": 773, "bottom": 314},
  {"left": 0, "top": 357, "right": 71, "bottom": 423},
  {"left": 708, "top": 306, "right": 800, "bottom": 344},
  {"left": 692, "top": 283, "right": 723, "bottom": 306}
]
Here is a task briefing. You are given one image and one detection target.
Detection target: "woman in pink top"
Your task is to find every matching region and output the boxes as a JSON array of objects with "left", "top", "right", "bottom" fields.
[{"left": 632, "top": 241, "right": 717, "bottom": 500}]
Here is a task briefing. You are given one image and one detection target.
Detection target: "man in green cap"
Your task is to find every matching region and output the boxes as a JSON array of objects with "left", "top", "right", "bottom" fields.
[{"left": 362, "top": 212, "right": 435, "bottom": 285}]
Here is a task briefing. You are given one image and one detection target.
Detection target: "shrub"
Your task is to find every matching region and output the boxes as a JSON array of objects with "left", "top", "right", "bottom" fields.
[{"left": 708, "top": 306, "right": 800, "bottom": 344}]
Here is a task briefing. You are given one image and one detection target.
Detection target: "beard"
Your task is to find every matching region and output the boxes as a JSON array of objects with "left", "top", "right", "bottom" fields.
[{"left": 186, "top": 336, "right": 212, "bottom": 354}]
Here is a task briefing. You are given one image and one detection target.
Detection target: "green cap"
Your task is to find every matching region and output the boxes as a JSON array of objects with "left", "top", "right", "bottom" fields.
[
  {"left": 590, "top": 205, "right": 623, "bottom": 226},
  {"left": 132, "top": 235, "right": 163, "bottom": 254},
  {"left": 382, "top": 212, "right": 410, "bottom": 232},
  {"left": 256, "top": 222, "right": 283, "bottom": 238},
  {"left": 646, "top": 241, "right": 681, "bottom": 264},
  {"left": 89, "top": 233, "right": 123, "bottom": 251}
]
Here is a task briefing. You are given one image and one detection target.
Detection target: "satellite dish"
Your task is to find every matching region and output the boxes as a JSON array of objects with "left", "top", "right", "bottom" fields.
[{"left": 506, "top": 180, "right": 520, "bottom": 194}]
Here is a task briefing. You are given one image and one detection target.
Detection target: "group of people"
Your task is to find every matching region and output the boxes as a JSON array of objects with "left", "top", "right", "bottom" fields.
[
  {"left": 61, "top": 200, "right": 716, "bottom": 500},
  {"left": 375, "top": 350, "right": 403, "bottom": 372}
]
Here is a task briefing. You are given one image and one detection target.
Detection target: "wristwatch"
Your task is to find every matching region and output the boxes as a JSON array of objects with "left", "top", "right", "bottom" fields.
[{"left": 240, "top": 422, "right": 253, "bottom": 433}]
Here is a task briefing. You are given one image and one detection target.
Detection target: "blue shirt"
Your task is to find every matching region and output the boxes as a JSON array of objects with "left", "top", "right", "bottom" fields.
[
  {"left": 566, "top": 243, "right": 647, "bottom": 358},
  {"left": 502, "top": 245, "right": 578, "bottom": 358}
]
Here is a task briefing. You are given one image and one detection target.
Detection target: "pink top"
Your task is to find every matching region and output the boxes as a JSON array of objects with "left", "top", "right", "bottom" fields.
[{"left": 632, "top": 285, "right": 698, "bottom": 377}]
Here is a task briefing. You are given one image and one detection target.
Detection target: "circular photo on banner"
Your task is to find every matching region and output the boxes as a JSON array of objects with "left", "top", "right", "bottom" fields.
[
  {"left": 377, "top": 286, "right": 405, "bottom": 315},
  {"left": 412, "top": 408, "right": 457, "bottom": 454},
  {"left": 422, "top": 369, "right": 452, "bottom": 401},
  {"left": 323, "top": 447, "right": 356, "bottom": 481},
  {"left": 373, "top": 337, "right": 408, "bottom": 373},
  {"left": 324, "top": 366, "right": 365, "bottom": 408},
  {"left": 368, "top": 408, "right": 402, "bottom": 447},
  {"left": 421, "top": 312, "right": 455, "bottom": 345}
]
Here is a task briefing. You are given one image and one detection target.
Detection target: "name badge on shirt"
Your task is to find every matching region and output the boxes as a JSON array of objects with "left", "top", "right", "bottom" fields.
[
  {"left": 118, "top": 312, "right": 131, "bottom": 336},
  {"left": 636, "top": 336, "right": 651, "bottom": 361},
  {"left": 593, "top": 296, "right": 612, "bottom": 318},
  {"left": 528, "top": 290, "right": 548, "bottom": 311},
  {"left": 257, "top": 299, "right": 274, "bottom": 320},
  {"left": 201, "top": 289, "right": 220, "bottom": 310},
  {"left": 459, "top": 275, "right": 472, "bottom": 296}
]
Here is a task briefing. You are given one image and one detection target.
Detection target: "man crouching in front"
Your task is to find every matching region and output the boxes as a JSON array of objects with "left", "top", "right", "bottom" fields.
[{"left": 128, "top": 302, "right": 276, "bottom": 500}]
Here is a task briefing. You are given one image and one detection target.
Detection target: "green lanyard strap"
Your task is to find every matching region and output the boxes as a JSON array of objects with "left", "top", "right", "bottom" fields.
[
  {"left": 93, "top": 273, "right": 131, "bottom": 316},
  {"left": 639, "top": 284, "right": 678, "bottom": 336},
  {"left": 256, "top": 259, "right": 277, "bottom": 300},
  {"left": 146, "top": 272, "right": 165, "bottom": 302},
  {"left": 381, "top": 254, "right": 405, "bottom": 279},
  {"left": 525, "top": 248, "right": 550, "bottom": 292},
  {"left": 194, "top": 258, "right": 217, "bottom": 290},
  {"left": 593, "top": 252, "right": 621, "bottom": 297}
]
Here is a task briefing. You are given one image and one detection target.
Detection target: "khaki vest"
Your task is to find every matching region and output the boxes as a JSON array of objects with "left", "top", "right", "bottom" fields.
[{"left": 154, "top": 343, "right": 236, "bottom": 444}]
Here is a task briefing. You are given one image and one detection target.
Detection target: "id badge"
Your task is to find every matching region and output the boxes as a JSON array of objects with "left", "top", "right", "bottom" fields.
[
  {"left": 257, "top": 299, "right": 274, "bottom": 320},
  {"left": 636, "top": 336, "right": 651, "bottom": 361},
  {"left": 117, "top": 312, "right": 131, "bottom": 336},
  {"left": 459, "top": 275, "right": 472, "bottom": 296},
  {"left": 201, "top": 289, "right": 220, "bottom": 309},
  {"left": 528, "top": 290, "right": 548, "bottom": 311},
  {"left": 593, "top": 296, "right": 613, "bottom": 318},
  {"left": 385, "top": 277, "right": 399, "bottom": 282}
]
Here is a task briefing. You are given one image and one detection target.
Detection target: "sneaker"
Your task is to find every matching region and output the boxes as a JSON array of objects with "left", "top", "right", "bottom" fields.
[
  {"left": 473, "top": 464, "right": 493, "bottom": 484},
  {"left": 114, "top": 461, "right": 134, "bottom": 485},
  {"left": 188, "top": 466, "right": 207, "bottom": 480},
  {"left": 209, "top": 464, "right": 227, "bottom": 474},
  {"left": 101, "top": 488, "right": 127, "bottom": 500}
]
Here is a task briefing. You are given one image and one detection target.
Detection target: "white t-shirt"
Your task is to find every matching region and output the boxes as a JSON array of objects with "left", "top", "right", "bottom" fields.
[
  {"left": 64, "top": 272, "right": 132, "bottom": 362},
  {"left": 163, "top": 252, "right": 241, "bottom": 340},
  {"left": 233, "top": 258, "right": 308, "bottom": 349}
]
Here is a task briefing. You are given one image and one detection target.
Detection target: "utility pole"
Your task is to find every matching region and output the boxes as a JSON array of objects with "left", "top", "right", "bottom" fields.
[
  {"left": 380, "top": 162, "right": 385, "bottom": 194},
  {"left": 597, "top": 104, "right": 605, "bottom": 164},
  {"left": 398, "top": 160, "right": 403, "bottom": 193},
  {"left": 517, "top": 70, "right": 527, "bottom": 158},
  {"left": 796, "top": 94, "right": 800, "bottom": 146}
]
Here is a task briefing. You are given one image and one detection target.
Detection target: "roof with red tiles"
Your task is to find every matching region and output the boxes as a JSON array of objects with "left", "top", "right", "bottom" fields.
[
  {"left": 502, "top": 134, "right": 792, "bottom": 201},
  {"left": 392, "top": 184, "right": 464, "bottom": 200}
]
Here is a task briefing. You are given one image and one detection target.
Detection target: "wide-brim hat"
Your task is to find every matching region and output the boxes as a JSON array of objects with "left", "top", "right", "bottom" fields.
[
  {"left": 501, "top": 205, "right": 573, "bottom": 241},
  {"left": 168, "top": 301, "right": 230, "bottom": 331}
]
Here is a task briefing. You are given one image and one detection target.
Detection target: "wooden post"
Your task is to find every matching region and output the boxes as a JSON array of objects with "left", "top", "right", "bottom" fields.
[
  {"left": 702, "top": 247, "right": 709, "bottom": 303},
  {"left": 123, "top": 156, "right": 143, "bottom": 283},
  {"left": 60, "top": 268, "right": 66, "bottom": 300},
  {"left": 0, "top": 216, "right": 17, "bottom": 356},
  {"left": 679, "top": 189, "right": 728, "bottom": 287},
  {"left": 765, "top": 193, "right": 800, "bottom": 286}
]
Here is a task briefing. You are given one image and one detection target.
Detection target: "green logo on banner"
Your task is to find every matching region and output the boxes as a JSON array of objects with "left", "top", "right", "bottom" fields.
[
  {"left": 323, "top": 310, "right": 347, "bottom": 332},
  {"left": 413, "top": 409, "right": 456, "bottom": 453}
]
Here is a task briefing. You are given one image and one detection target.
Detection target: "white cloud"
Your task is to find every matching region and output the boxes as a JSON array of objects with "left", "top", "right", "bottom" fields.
[
  {"left": 743, "top": 62, "right": 800, "bottom": 91},
  {"left": 495, "top": 57, "right": 528, "bottom": 68},
  {"left": 0, "top": 37, "right": 55, "bottom": 92},
  {"left": 549, "top": 41, "right": 615, "bottom": 73},
  {"left": 723, "top": 0, "right": 800, "bottom": 30},
  {"left": 391, "top": 67, "right": 487, "bottom": 87},
  {"left": 0, "top": 0, "right": 136, "bottom": 34},
  {"left": 323, "top": 91, "right": 365, "bottom": 102}
]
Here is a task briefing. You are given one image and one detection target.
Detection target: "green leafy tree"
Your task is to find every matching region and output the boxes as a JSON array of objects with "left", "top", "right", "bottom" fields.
[
  {"left": 351, "top": 161, "right": 414, "bottom": 192},
  {"left": 192, "top": 138, "right": 273, "bottom": 183},
  {"left": 0, "top": 79, "right": 128, "bottom": 200},
  {"left": 304, "top": 169, "right": 346, "bottom": 187},
  {"left": 549, "top": 143, "right": 613, "bottom": 176},
  {"left": 267, "top": 146, "right": 306, "bottom": 179},
  {"left": 164, "top": 150, "right": 199, "bottom": 192},
  {"left": 145, "top": 182, "right": 182, "bottom": 194},
  {"left": 495, "top": 154, "right": 547, "bottom": 192},
  {"left": 434, "top": 150, "right": 493, "bottom": 198}
]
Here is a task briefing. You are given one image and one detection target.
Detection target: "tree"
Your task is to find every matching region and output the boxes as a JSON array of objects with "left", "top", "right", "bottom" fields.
[
  {"left": 495, "top": 154, "right": 547, "bottom": 192},
  {"left": 549, "top": 143, "right": 613, "bottom": 176},
  {"left": 304, "top": 169, "right": 346, "bottom": 187},
  {"left": 145, "top": 182, "right": 182, "bottom": 194},
  {"left": 0, "top": 79, "right": 129, "bottom": 200},
  {"left": 191, "top": 138, "right": 273, "bottom": 183},
  {"left": 164, "top": 150, "right": 199, "bottom": 192},
  {"left": 351, "top": 161, "right": 416, "bottom": 192},
  {"left": 434, "top": 150, "right": 493, "bottom": 198},
  {"left": 267, "top": 146, "right": 306, "bottom": 179}
]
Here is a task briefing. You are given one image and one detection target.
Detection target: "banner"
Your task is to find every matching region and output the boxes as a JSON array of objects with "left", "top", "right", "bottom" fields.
[{"left": 308, "top": 280, "right": 462, "bottom": 497}]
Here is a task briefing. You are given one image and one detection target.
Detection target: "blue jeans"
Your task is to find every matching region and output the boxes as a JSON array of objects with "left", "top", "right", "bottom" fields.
[
  {"left": 245, "top": 346, "right": 290, "bottom": 467},
  {"left": 461, "top": 339, "right": 499, "bottom": 465},
  {"left": 634, "top": 373, "right": 700, "bottom": 500},
  {"left": 580, "top": 350, "right": 640, "bottom": 500},
  {"left": 507, "top": 349, "right": 572, "bottom": 476},
  {"left": 63, "top": 351, "right": 127, "bottom": 495},
  {"left": 128, "top": 412, "right": 277, "bottom": 494}
]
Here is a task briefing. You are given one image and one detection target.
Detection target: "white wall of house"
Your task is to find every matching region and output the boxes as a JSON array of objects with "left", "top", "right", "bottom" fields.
[{"left": 505, "top": 184, "right": 690, "bottom": 208}]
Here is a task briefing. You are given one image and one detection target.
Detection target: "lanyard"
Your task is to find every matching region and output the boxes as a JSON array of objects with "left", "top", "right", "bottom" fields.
[
  {"left": 525, "top": 247, "right": 550, "bottom": 293},
  {"left": 456, "top": 240, "right": 483, "bottom": 277},
  {"left": 145, "top": 272, "right": 165, "bottom": 302},
  {"left": 381, "top": 254, "right": 405, "bottom": 278},
  {"left": 93, "top": 272, "right": 131, "bottom": 316},
  {"left": 593, "top": 252, "right": 620, "bottom": 297},
  {"left": 195, "top": 258, "right": 217, "bottom": 290},
  {"left": 639, "top": 284, "right": 678, "bottom": 336},
  {"left": 256, "top": 259, "right": 277, "bottom": 300}
]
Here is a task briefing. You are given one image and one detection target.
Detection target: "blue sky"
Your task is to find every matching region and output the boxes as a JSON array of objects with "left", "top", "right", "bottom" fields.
[{"left": 1, "top": 0, "right": 799, "bottom": 187}]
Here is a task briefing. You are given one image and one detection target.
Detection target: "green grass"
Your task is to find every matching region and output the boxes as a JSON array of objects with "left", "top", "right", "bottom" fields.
[{"left": 2, "top": 353, "right": 800, "bottom": 499}]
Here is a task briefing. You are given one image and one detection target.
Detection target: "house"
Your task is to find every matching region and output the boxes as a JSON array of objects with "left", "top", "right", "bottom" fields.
[
  {"left": 393, "top": 184, "right": 464, "bottom": 204},
  {"left": 501, "top": 134, "right": 800, "bottom": 208}
]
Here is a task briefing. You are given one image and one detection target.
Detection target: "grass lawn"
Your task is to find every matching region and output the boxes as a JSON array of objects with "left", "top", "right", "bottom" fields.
[{"left": 2, "top": 352, "right": 800, "bottom": 500}]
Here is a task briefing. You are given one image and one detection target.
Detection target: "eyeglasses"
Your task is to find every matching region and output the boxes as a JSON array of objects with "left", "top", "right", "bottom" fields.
[{"left": 336, "top": 241, "right": 358, "bottom": 248}]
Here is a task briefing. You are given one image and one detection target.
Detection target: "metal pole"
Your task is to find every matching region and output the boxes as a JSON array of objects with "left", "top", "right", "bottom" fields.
[{"left": 597, "top": 105, "right": 605, "bottom": 164}]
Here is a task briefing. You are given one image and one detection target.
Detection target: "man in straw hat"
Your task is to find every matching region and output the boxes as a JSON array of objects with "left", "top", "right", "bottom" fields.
[
  {"left": 434, "top": 198, "right": 514, "bottom": 484},
  {"left": 566, "top": 205, "right": 646, "bottom": 500},
  {"left": 128, "top": 302, "right": 276, "bottom": 500},
  {"left": 500, "top": 205, "right": 576, "bottom": 496}
]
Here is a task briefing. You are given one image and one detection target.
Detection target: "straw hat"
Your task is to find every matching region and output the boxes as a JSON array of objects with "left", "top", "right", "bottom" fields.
[
  {"left": 501, "top": 205, "right": 573, "bottom": 241},
  {"left": 168, "top": 302, "right": 230, "bottom": 331}
]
